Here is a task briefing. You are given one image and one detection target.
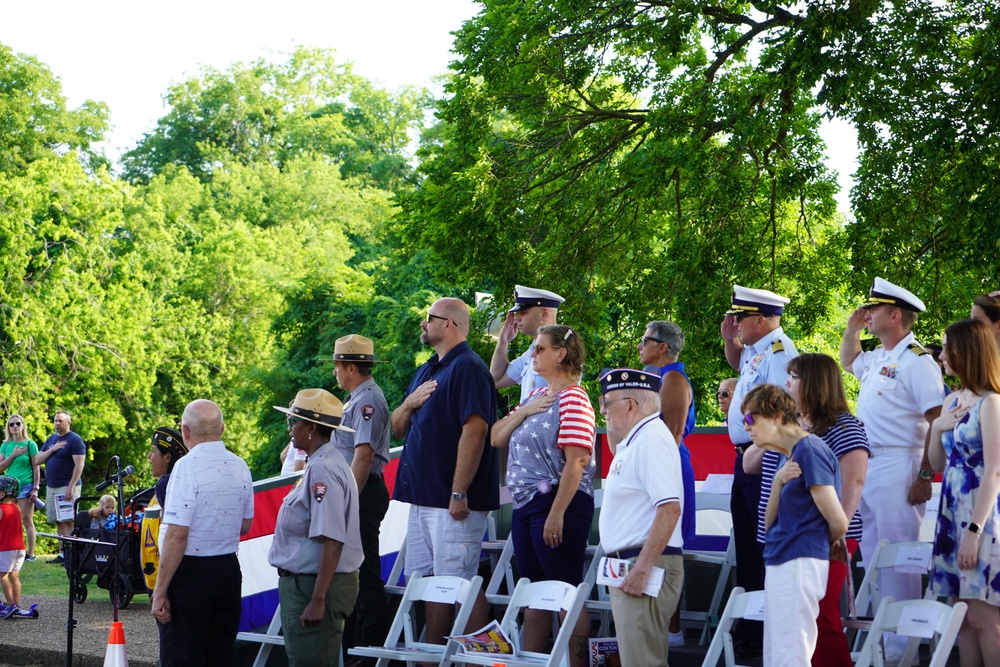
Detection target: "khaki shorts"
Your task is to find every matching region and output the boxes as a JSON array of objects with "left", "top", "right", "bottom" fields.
[{"left": 45, "top": 483, "right": 81, "bottom": 523}]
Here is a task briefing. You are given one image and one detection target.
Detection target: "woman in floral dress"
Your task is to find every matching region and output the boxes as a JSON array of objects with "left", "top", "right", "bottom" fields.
[{"left": 928, "top": 318, "right": 1000, "bottom": 665}]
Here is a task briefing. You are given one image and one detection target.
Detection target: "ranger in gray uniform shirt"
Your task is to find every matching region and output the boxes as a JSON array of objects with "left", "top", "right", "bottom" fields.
[
  {"left": 270, "top": 389, "right": 363, "bottom": 667},
  {"left": 331, "top": 334, "right": 392, "bottom": 658}
]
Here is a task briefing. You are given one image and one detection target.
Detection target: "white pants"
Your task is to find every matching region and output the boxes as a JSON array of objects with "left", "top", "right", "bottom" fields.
[
  {"left": 764, "top": 558, "right": 828, "bottom": 667},
  {"left": 859, "top": 449, "right": 925, "bottom": 655}
]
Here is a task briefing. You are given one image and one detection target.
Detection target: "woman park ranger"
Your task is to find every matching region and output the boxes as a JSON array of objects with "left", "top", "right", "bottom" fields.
[{"left": 269, "top": 389, "right": 363, "bottom": 667}]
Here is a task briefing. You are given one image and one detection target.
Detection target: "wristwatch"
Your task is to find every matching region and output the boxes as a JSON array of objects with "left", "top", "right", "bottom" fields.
[
  {"left": 918, "top": 469, "right": 934, "bottom": 481},
  {"left": 451, "top": 491, "right": 467, "bottom": 501},
  {"left": 968, "top": 522, "right": 982, "bottom": 534}
]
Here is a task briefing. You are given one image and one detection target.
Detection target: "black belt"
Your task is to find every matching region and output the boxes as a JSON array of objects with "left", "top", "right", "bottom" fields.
[
  {"left": 278, "top": 568, "right": 310, "bottom": 577},
  {"left": 608, "top": 545, "right": 681, "bottom": 559}
]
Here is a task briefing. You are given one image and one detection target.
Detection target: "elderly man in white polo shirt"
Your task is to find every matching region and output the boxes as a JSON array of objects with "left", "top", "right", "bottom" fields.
[
  {"left": 598, "top": 368, "right": 684, "bottom": 667},
  {"left": 490, "top": 284, "right": 564, "bottom": 404},
  {"left": 840, "top": 277, "right": 944, "bottom": 661},
  {"left": 151, "top": 399, "right": 255, "bottom": 667}
]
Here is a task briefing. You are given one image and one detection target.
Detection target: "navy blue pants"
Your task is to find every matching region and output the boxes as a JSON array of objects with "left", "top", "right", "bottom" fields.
[{"left": 511, "top": 488, "right": 594, "bottom": 585}]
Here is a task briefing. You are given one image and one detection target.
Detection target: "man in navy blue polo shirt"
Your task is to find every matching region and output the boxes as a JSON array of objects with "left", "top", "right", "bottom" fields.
[{"left": 391, "top": 297, "right": 498, "bottom": 645}]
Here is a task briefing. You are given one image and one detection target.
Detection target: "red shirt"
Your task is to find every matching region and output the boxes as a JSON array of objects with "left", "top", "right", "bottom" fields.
[{"left": 0, "top": 502, "right": 25, "bottom": 551}]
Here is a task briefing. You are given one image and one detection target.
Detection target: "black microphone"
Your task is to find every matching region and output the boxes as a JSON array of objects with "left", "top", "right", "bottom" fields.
[{"left": 95, "top": 465, "right": 136, "bottom": 492}]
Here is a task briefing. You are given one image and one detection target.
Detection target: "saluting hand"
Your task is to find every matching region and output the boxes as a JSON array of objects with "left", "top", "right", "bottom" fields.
[
  {"left": 498, "top": 313, "right": 519, "bottom": 345},
  {"left": 845, "top": 307, "right": 868, "bottom": 334},
  {"left": 720, "top": 315, "right": 739, "bottom": 342}
]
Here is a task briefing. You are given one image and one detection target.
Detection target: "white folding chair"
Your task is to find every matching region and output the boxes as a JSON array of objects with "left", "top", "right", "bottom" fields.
[
  {"left": 853, "top": 597, "right": 966, "bottom": 667},
  {"left": 845, "top": 539, "right": 935, "bottom": 651},
  {"left": 681, "top": 491, "right": 736, "bottom": 644},
  {"left": 349, "top": 572, "right": 483, "bottom": 667},
  {"left": 581, "top": 543, "right": 613, "bottom": 637},
  {"left": 484, "top": 533, "right": 518, "bottom": 607},
  {"left": 700, "top": 587, "right": 763, "bottom": 667},
  {"left": 444, "top": 579, "right": 589, "bottom": 667}
]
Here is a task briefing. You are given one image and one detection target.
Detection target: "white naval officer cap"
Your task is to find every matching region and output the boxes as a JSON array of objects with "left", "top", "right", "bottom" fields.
[
  {"left": 862, "top": 277, "right": 926, "bottom": 313},
  {"left": 725, "top": 285, "right": 790, "bottom": 317},
  {"left": 508, "top": 285, "right": 566, "bottom": 313}
]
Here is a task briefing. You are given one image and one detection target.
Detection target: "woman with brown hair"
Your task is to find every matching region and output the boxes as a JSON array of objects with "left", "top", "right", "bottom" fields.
[
  {"left": 971, "top": 292, "right": 1000, "bottom": 347},
  {"left": 491, "top": 324, "right": 596, "bottom": 667},
  {"left": 785, "top": 353, "right": 869, "bottom": 667},
  {"left": 928, "top": 319, "right": 1000, "bottom": 666}
]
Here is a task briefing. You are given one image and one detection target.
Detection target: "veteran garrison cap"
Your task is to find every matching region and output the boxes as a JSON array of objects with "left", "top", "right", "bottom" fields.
[
  {"left": 508, "top": 285, "right": 565, "bottom": 313},
  {"left": 861, "top": 277, "right": 926, "bottom": 313},
  {"left": 725, "top": 285, "right": 790, "bottom": 317},
  {"left": 599, "top": 368, "right": 659, "bottom": 395},
  {"left": 152, "top": 426, "right": 187, "bottom": 458}
]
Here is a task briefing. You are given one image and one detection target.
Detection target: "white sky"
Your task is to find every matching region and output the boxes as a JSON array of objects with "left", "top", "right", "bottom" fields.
[{"left": 0, "top": 0, "right": 856, "bottom": 214}]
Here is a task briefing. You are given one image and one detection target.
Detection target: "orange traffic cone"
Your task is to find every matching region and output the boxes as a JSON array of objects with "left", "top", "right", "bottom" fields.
[{"left": 103, "top": 620, "right": 129, "bottom": 667}]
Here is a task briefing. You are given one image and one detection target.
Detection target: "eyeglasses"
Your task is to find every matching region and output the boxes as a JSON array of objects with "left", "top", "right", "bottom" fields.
[
  {"left": 425, "top": 313, "right": 450, "bottom": 324},
  {"left": 716, "top": 391, "right": 731, "bottom": 399},
  {"left": 742, "top": 413, "right": 756, "bottom": 426},
  {"left": 641, "top": 336, "right": 664, "bottom": 346},
  {"left": 8, "top": 421, "right": 22, "bottom": 427},
  {"left": 599, "top": 396, "right": 634, "bottom": 410}
]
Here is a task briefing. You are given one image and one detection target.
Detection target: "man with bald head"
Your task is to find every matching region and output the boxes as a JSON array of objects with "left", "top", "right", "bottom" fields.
[
  {"left": 151, "top": 400, "right": 254, "bottom": 667},
  {"left": 391, "top": 298, "right": 498, "bottom": 644}
]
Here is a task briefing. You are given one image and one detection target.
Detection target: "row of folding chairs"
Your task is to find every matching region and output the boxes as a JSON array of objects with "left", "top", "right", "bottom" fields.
[
  {"left": 349, "top": 572, "right": 589, "bottom": 667},
  {"left": 703, "top": 587, "right": 965, "bottom": 667}
]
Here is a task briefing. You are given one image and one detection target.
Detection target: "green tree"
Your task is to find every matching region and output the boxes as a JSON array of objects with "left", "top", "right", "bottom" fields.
[
  {"left": 0, "top": 44, "right": 109, "bottom": 174},
  {"left": 120, "top": 47, "right": 427, "bottom": 191},
  {"left": 399, "top": 0, "right": 851, "bottom": 409}
]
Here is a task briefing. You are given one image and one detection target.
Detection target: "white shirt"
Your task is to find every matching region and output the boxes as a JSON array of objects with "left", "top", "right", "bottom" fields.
[
  {"left": 851, "top": 332, "right": 944, "bottom": 450},
  {"left": 162, "top": 441, "right": 254, "bottom": 557},
  {"left": 506, "top": 343, "right": 548, "bottom": 405},
  {"left": 727, "top": 326, "right": 798, "bottom": 444},
  {"left": 600, "top": 414, "right": 683, "bottom": 553},
  {"left": 280, "top": 443, "right": 307, "bottom": 476}
]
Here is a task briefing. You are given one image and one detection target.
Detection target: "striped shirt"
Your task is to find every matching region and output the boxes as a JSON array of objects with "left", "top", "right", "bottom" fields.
[
  {"left": 505, "top": 385, "right": 597, "bottom": 509},
  {"left": 757, "top": 413, "right": 869, "bottom": 544}
]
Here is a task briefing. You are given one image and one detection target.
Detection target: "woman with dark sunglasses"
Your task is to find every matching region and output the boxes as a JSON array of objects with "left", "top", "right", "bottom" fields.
[{"left": 0, "top": 416, "right": 39, "bottom": 562}]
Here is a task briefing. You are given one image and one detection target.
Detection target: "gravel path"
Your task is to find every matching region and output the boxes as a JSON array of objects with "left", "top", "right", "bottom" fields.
[{"left": 0, "top": 595, "right": 158, "bottom": 667}]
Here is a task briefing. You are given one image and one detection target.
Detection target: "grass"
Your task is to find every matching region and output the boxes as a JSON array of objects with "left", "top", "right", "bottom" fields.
[{"left": 19, "top": 555, "right": 72, "bottom": 597}]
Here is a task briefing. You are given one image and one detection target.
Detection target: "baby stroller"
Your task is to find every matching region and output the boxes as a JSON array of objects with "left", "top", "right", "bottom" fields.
[{"left": 69, "top": 486, "right": 154, "bottom": 609}]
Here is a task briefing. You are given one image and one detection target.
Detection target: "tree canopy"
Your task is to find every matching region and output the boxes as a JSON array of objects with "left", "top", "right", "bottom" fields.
[{"left": 2, "top": 2, "right": 996, "bottom": 482}]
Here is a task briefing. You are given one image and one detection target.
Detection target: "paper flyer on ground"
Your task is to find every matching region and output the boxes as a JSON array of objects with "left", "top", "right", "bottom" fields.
[
  {"left": 446, "top": 620, "right": 517, "bottom": 656},
  {"left": 589, "top": 637, "right": 619, "bottom": 666}
]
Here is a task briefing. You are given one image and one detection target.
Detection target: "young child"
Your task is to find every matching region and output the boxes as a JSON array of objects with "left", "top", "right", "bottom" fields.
[
  {"left": 0, "top": 475, "right": 26, "bottom": 618},
  {"left": 88, "top": 494, "right": 118, "bottom": 530}
]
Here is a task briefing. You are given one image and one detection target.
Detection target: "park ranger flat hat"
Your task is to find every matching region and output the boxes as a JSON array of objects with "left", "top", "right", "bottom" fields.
[
  {"left": 599, "top": 368, "right": 659, "bottom": 395},
  {"left": 508, "top": 285, "right": 565, "bottom": 313},
  {"left": 725, "top": 285, "right": 790, "bottom": 317},
  {"left": 274, "top": 388, "right": 354, "bottom": 432},
  {"left": 861, "top": 277, "right": 926, "bottom": 313},
  {"left": 332, "top": 334, "right": 387, "bottom": 363}
]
